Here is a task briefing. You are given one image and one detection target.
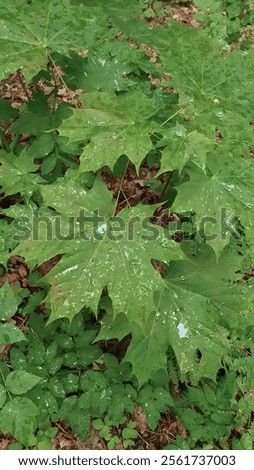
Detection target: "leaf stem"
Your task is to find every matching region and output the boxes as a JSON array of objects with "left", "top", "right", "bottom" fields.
[
  {"left": 10, "top": 133, "right": 20, "bottom": 154},
  {"left": 17, "top": 70, "right": 31, "bottom": 101},
  {"left": 160, "top": 171, "right": 172, "bottom": 200},
  {"left": 0, "top": 368, "right": 12, "bottom": 402},
  {"left": 112, "top": 161, "right": 129, "bottom": 217},
  {"left": 47, "top": 50, "right": 79, "bottom": 108},
  {"left": 0, "top": 127, "right": 11, "bottom": 152},
  {"left": 160, "top": 110, "right": 180, "bottom": 127}
]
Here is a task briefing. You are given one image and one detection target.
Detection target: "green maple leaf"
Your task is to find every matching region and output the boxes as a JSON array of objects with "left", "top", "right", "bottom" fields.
[
  {"left": 96, "top": 308, "right": 168, "bottom": 386},
  {"left": 0, "top": 219, "right": 17, "bottom": 264},
  {"left": 56, "top": 41, "right": 141, "bottom": 92},
  {"left": 0, "top": 282, "right": 19, "bottom": 321},
  {"left": 0, "top": 0, "right": 108, "bottom": 81},
  {"left": 158, "top": 26, "right": 254, "bottom": 156},
  {"left": 0, "top": 100, "right": 19, "bottom": 121},
  {"left": 13, "top": 173, "right": 182, "bottom": 324},
  {"left": 172, "top": 152, "right": 254, "bottom": 252},
  {"left": 124, "top": 312, "right": 169, "bottom": 386},
  {"left": 158, "top": 123, "right": 213, "bottom": 174},
  {"left": 0, "top": 0, "right": 146, "bottom": 82},
  {"left": 12, "top": 95, "right": 72, "bottom": 136},
  {"left": 124, "top": 21, "right": 254, "bottom": 156},
  {"left": 97, "top": 307, "right": 175, "bottom": 386},
  {"left": 0, "top": 149, "right": 44, "bottom": 198},
  {"left": 125, "top": 243, "right": 251, "bottom": 384},
  {"left": 58, "top": 90, "right": 160, "bottom": 172},
  {"left": 136, "top": 22, "right": 253, "bottom": 119}
]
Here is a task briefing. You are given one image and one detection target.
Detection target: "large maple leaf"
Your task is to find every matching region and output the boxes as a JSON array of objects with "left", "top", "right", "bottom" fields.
[
  {"left": 157, "top": 123, "right": 213, "bottom": 175},
  {"left": 13, "top": 173, "right": 182, "bottom": 323},
  {"left": 0, "top": 150, "right": 43, "bottom": 198},
  {"left": 124, "top": 21, "right": 254, "bottom": 127},
  {"left": 58, "top": 91, "right": 160, "bottom": 172},
  {"left": 120, "top": 21, "right": 254, "bottom": 174},
  {"left": 172, "top": 151, "right": 254, "bottom": 254},
  {"left": 0, "top": 0, "right": 146, "bottom": 82},
  {"left": 153, "top": 243, "right": 250, "bottom": 383},
  {"left": 0, "top": 0, "right": 108, "bottom": 80},
  {"left": 159, "top": 26, "right": 254, "bottom": 173},
  {"left": 98, "top": 243, "right": 251, "bottom": 385},
  {"left": 55, "top": 40, "right": 143, "bottom": 93}
]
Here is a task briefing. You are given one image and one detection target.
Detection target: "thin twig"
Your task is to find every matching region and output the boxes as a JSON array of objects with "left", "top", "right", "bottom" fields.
[
  {"left": 112, "top": 161, "right": 130, "bottom": 217},
  {"left": 17, "top": 70, "right": 31, "bottom": 101},
  {"left": 160, "top": 171, "right": 172, "bottom": 200},
  {"left": 137, "top": 431, "right": 150, "bottom": 447},
  {"left": 119, "top": 189, "right": 132, "bottom": 209},
  {"left": 160, "top": 109, "right": 180, "bottom": 127},
  {"left": 47, "top": 50, "right": 79, "bottom": 109}
]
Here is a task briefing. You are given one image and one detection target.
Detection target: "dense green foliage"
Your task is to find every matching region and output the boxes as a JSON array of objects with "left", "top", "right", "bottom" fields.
[{"left": 0, "top": 0, "right": 254, "bottom": 449}]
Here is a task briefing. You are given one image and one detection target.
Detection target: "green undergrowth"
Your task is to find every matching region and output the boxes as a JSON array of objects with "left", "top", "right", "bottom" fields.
[
  {"left": 0, "top": 0, "right": 254, "bottom": 449},
  {"left": 1, "top": 282, "right": 254, "bottom": 449}
]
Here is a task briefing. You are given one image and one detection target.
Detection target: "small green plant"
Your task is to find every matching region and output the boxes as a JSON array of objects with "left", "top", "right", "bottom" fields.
[
  {"left": 194, "top": 0, "right": 253, "bottom": 45},
  {"left": 122, "top": 421, "right": 138, "bottom": 449},
  {"left": 0, "top": 299, "right": 174, "bottom": 447},
  {"left": 92, "top": 418, "right": 138, "bottom": 449},
  {"left": 93, "top": 417, "right": 121, "bottom": 450},
  {"left": 137, "top": 385, "right": 174, "bottom": 431},
  {"left": 164, "top": 353, "right": 254, "bottom": 450}
]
